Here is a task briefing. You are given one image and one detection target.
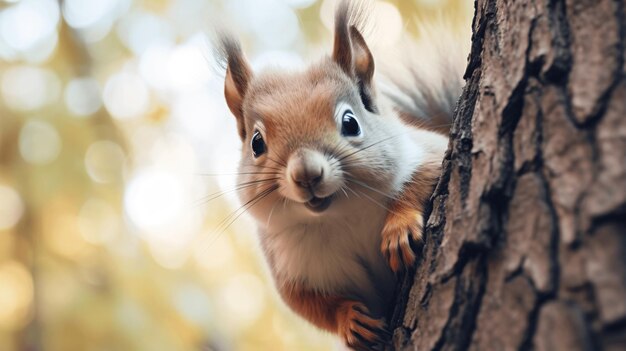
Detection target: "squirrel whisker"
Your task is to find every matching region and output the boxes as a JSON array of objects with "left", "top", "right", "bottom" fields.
[
  {"left": 200, "top": 183, "right": 279, "bottom": 251},
  {"left": 343, "top": 184, "right": 361, "bottom": 200},
  {"left": 328, "top": 140, "right": 352, "bottom": 161},
  {"left": 265, "top": 198, "right": 281, "bottom": 229},
  {"left": 343, "top": 176, "right": 408, "bottom": 205},
  {"left": 241, "top": 164, "right": 284, "bottom": 172},
  {"left": 332, "top": 131, "right": 410, "bottom": 165},
  {"left": 281, "top": 196, "right": 288, "bottom": 211},
  {"left": 195, "top": 171, "right": 281, "bottom": 177},
  {"left": 339, "top": 185, "right": 350, "bottom": 199},
  {"left": 214, "top": 184, "right": 278, "bottom": 232},
  {"left": 265, "top": 155, "right": 288, "bottom": 168},
  {"left": 344, "top": 183, "right": 395, "bottom": 214},
  {"left": 195, "top": 178, "right": 280, "bottom": 206}
]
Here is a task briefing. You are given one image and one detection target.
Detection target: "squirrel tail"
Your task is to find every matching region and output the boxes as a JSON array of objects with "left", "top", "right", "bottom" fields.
[{"left": 378, "top": 18, "right": 470, "bottom": 135}]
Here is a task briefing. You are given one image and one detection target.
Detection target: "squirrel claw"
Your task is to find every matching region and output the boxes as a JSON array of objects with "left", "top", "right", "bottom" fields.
[
  {"left": 381, "top": 215, "right": 422, "bottom": 273},
  {"left": 339, "top": 302, "right": 389, "bottom": 350}
]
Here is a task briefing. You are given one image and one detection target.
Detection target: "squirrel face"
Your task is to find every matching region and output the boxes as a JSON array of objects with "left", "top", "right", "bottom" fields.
[
  {"left": 234, "top": 62, "right": 397, "bottom": 224},
  {"left": 219, "top": 12, "right": 402, "bottom": 228}
]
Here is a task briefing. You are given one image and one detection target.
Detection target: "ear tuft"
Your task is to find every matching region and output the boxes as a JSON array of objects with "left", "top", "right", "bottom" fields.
[
  {"left": 216, "top": 32, "right": 253, "bottom": 140},
  {"left": 332, "top": 1, "right": 377, "bottom": 113}
]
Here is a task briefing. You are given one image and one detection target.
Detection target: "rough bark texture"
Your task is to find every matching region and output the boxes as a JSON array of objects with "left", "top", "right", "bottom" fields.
[{"left": 389, "top": 0, "right": 626, "bottom": 350}]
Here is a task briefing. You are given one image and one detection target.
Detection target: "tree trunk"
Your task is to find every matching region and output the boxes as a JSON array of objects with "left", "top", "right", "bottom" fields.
[{"left": 389, "top": 0, "right": 626, "bottom": 350}]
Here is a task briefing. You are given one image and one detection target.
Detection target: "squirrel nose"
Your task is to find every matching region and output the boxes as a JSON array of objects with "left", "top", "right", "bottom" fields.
[
  {"left": 288, "top": 150, "right": 325, "bottom": 190},
  {"left": 292, "top": 167, "right": 323, "bottom": 189}
]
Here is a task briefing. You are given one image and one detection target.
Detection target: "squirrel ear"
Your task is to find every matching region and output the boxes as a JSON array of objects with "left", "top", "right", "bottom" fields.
[
  {"left": 332, "top": 4, "right": 376, "bottom": 113},
  {"left": 220, "top": 36, "right": 252, "bottom": 140}
]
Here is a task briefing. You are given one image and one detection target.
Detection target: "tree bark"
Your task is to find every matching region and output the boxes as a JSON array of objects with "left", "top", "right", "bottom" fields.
[{"left": 389, "top": 0, "right": 626, "bottom": 350}]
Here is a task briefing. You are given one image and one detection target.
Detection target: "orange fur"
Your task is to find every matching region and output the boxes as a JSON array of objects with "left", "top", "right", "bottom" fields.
[
  {"left": 279, "top": 280, "right": 387, "bottom": 349},
  {"left": 382, "top": 157, "right": 442, "bottom": 272}
]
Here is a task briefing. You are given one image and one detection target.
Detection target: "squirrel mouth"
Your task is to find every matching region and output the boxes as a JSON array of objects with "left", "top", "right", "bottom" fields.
[{"left": 305, "top": 196, "right": 332, "bottom": 213}]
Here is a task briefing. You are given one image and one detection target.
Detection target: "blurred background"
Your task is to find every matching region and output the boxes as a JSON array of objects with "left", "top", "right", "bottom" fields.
[{"left": 0, "top": 0, "right": 471, "bottom": 350}]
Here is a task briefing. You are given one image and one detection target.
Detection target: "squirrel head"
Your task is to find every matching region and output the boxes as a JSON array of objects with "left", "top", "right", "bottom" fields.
[{"left": 219, "top": 1, "right": 399, "bottom": 226}]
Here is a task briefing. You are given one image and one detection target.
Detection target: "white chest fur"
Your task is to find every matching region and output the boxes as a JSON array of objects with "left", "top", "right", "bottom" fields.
[{"left": 261, "top": 198, "right": 393, "bottom": 302}]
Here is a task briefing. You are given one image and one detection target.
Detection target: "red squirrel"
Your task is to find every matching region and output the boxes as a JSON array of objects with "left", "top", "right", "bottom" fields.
[{"left": 217, "top": 1, "right": 463, "bottom": 349}]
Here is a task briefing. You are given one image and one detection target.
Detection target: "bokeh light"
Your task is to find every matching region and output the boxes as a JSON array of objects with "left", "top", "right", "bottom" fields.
[
  {"left": 18, "top": 120, "right": 62, "bottom": 165},
  {"left": 2, "top": 66, "right": 60, "bottom": 111},
  {"left": 171, "top": 90, "right": 221, "bottom": 140},
  {"left": 194, "top": 234, "right": 234, "bottom": 271},
  {"left": 138, "top": 44, "right": 172, "bottom": 92},
  {"left": 0, "top": 0, "right": 59, "bottom": 56},
  {"left": 117, "top": 11, "right": 175, "bottom": 55},
  {"left": 77, "top": 198, "right": 121, "bottom": 245},
  {"left": 103, "top": 70, "right": 150, "bottom": 120},
  {"left": 63, "top": 0, "right": 118, "bottom": 29},
  {"left": 42, "top": 210, "right": 93, "bottom": 260},
  {"left": 0, "top": 185, "right": 24, "bottom": 230},
  {"left": 64, "top": 77, "right": 102, "bottom": 117},
  {"left": 62, "top": 0, "right": 130, "bottom": 42},
  {"left": 124, "top": 169, "right": 185, "bottom": 232},
  {"left": 172, "top": 283, "right": 213, "bottom": 326},
  {"left": 167, "top": 35, "right": 212, "bottom": 92},
  {"left": 283, "top": 0, "right": 317, "bottom": 8},
  {"left": 0, "top": 261, "right": 33, "bottom": 330},
  {"left": 84, "top": 140, "right": 125, "bottom": 183},
  {"left": 226, "top": 0, "right": 300, "bottom": 49},
  {"left": 218, "top": 273, "right": 266, "bottom": 331}
]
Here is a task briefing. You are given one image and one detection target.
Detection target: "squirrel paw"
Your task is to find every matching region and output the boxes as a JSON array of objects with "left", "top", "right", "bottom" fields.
[
  {"left": 381, "top": 212, "right": 423, "bottom": 273},
  {"left": 338, "top": 302, "right": 389, "bottom": 351}
]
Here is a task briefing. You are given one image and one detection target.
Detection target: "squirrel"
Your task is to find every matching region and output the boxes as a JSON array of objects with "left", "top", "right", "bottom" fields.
[{"left": 216, "top": 1, "right": 465, "bottom": 349}]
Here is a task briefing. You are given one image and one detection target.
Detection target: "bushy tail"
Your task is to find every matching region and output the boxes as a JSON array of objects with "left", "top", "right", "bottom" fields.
[{"left": 378, "top": 19, "right": 470, "bottom": 134}]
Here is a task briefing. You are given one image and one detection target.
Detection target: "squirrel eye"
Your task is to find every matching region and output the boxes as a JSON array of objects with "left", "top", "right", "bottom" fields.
[
  {"left": 251, "top": 130, "right": 266, "bottom": 158},
  {"left": 341, "top": 110, "right": 361, "bottom": 137}
]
